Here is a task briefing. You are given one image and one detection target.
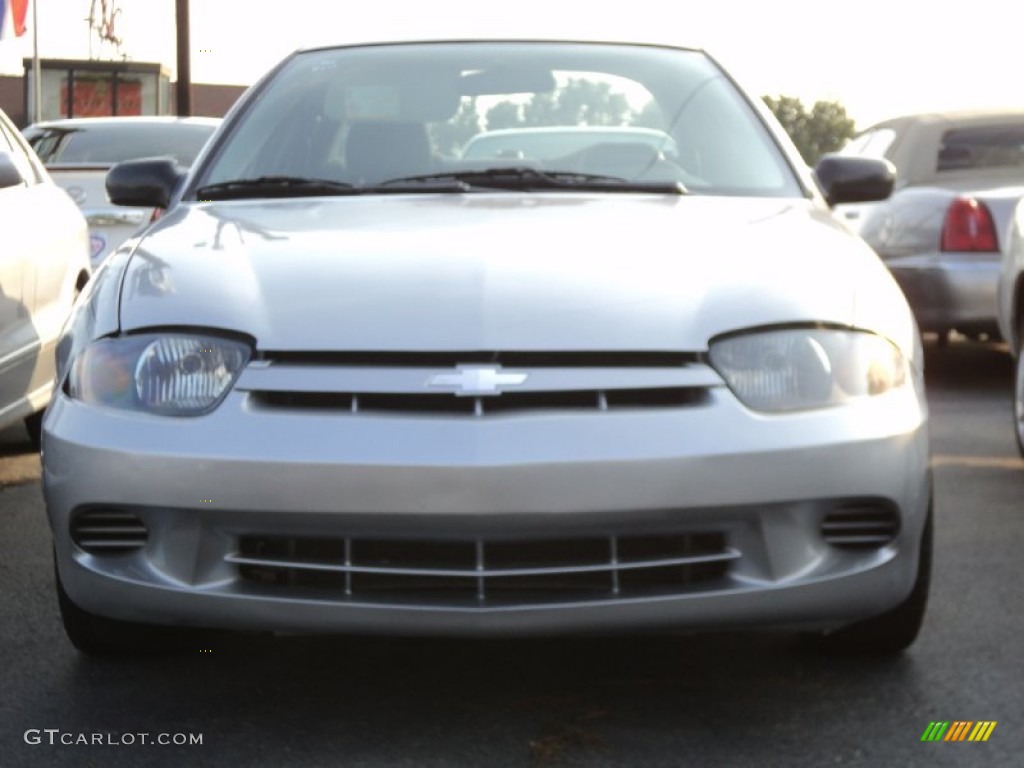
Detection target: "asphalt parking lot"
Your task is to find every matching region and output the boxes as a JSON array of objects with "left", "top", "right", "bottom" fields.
[{"left": 0, "top": 428, "right": 39, "bottom": 487}]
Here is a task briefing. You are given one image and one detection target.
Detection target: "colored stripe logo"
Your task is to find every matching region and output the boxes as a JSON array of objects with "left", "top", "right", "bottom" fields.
[{"left": 921, "top": 721, "right": 996, "bottom": 742}]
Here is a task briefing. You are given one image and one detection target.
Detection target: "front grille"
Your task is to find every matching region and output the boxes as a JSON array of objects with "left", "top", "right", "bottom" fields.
[
  {"left": 821, "top": 503, "right": 900, "bottom": 548},
  {"left": 251, "top": 387, "right": 707, "bottom": 416},
  {"left": 240, "top": 349, "right": 721, "bottom": 417},
  {"left": 70, "top": 509, "right": 148, "bottom": 554},
  {"left": 230, "top": 531, "right": 737, "bottom": 606}
]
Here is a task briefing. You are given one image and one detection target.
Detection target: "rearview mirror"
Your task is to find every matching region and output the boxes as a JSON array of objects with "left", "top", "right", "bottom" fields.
[
  {"left": 0, "top": 151, "right": 26, "bottom": 189},
  {"left": 460, "top": 66, "right": 556, "bottom": 96},
  {"left": 814, "top": 154, "right": 896, "bottom": 206},
  {"left": 106, "top": 157, "right": 185, "bottom": 209}
]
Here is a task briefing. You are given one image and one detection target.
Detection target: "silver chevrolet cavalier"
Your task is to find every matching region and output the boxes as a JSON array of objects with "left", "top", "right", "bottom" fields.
[{"left": 43, "top": 40, "right": 931, "bottom": 655}]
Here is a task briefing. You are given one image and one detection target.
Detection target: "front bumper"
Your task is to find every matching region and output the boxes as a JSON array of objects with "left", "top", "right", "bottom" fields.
[
  {"left": 44, "top": 384, "right": 930, "bottom": 636},
  {"left": 885, "top": 251, "right": 1001, "bottom": 336}
]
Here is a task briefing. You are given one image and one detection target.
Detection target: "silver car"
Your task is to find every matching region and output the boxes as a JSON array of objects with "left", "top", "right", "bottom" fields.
[
  {"left": 44, "top": 40, "right": 931, "bottom": 656},
  {"left": 838, "top": 109, "right": 1024, "bottom": 343},
  {"left": 0, "top": 107, "right": 89, "bottom": 447}
]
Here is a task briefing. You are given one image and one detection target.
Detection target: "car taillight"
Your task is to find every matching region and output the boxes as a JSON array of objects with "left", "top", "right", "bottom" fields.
[
  {"left": 149, "top": 208, "right": 164, "bottom": 224},
  {"left": 940, "top": 197, "right": 998, "bottom": 252}
]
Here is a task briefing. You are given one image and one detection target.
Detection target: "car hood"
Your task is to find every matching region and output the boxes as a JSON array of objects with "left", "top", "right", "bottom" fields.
[{"left": 118, "top": 194, "right": 915, "bottom": 353}]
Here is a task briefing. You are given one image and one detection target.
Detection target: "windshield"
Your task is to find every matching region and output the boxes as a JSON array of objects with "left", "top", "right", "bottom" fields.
[{"left": 195, "top": 42, "right": 801, "bottom": 198}]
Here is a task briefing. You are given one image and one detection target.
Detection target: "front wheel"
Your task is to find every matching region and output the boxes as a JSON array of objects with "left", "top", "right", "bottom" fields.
[
  {"left": 1014, "top": 337, "right": 1024, "bottom": 457},
  {"left": 809, "top": 506, "right": 932, "bottom": 655},
  {"left": 55, "top": 554, "right": 200, "bottom": 655},
  {"left": 23, "top": 410, "right": 43, "bottom": 452}
]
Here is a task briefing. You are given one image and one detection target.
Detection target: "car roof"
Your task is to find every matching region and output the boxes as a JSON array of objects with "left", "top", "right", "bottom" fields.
[
  {"left": 858, "top": 109, "right": 1024, "bottom": 186},
  {"left": 295, "top": 37, "right": 704, "bottom": 56},
  {"left": 864, "top": 109, "right": 1024, "bottom": 132}
]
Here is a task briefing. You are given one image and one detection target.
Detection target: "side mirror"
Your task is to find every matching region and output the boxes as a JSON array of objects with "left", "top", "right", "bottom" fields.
[
  {"left": 814, "top": 154, "right": 896, "bottom": 206},
  {"left": 106, "top": 157, "right": 186, "bottom": 209},
  {"left": 0, "top": 151, "right": 26, "bottom": 189}
]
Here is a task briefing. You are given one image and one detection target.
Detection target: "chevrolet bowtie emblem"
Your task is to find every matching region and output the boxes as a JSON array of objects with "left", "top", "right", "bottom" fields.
[{"left": 427, "top": 365, "right": 529, "bottom": 396}]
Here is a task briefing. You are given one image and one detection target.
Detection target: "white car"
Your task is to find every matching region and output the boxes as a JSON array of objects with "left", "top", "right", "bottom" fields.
[
  {"left": 462, "top": 125, "right": 681, "bottom": 164},
  {"left": 0, "top": 108, "right": 89, "bottom": 446},
  {"left": 23, "top": 117, "right": 221, "bottom": 268},
  {"left": 44, "top": 40, "right": 930, "bottom": 656}
]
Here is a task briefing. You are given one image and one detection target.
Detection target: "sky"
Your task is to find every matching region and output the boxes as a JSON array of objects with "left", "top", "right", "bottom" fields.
[{"left": 1, "top": 0, "right": 1022, "bottom": 129}]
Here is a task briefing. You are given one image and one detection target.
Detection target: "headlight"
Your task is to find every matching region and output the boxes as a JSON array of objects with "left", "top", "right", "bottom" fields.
[
  {"left": 708, "top": 328, "right": 906, "bottom": 412},
  {"left": 67, "top": 333, "right": 251, "bottom": 416}
]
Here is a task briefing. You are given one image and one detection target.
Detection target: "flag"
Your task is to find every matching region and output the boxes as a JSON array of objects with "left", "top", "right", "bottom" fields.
[{"left": 0, "top": 0, "right": 30, "bottom": 39}]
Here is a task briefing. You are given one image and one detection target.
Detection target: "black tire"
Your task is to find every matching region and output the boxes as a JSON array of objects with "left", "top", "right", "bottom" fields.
[
  {"left": 809, "top": 507, "right": 932, "bottom": 655},
  {"left": 1014, "top": 334, "right": 1024, "bottom": 457},
  {"left": 23, "top": 410, "right": 43, "bottom": 452},
  {"left": 55, "top": 555, "right": 196, "bottom": 655}
]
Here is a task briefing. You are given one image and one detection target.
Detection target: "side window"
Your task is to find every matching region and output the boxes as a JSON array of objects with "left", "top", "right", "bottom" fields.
[
  {"left": 25, "top": 129, "right": 65, "bottom": 164},
  {"left": 840, "top": 128, "right": 897, "bottom": 160}
]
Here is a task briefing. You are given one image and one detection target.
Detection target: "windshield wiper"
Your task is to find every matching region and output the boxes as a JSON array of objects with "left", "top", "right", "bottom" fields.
[
  {"left": 195, "top": 175, "right": 473, "bottom": 200},
  {"left": 194, "top": 169, "right": 684, "bottom": 200},
  {"left": 195, "top": 176, "right": 361, "bottom": 201},
  {"left": 379, "top": 167, "right": 688, "bottom": 194}
]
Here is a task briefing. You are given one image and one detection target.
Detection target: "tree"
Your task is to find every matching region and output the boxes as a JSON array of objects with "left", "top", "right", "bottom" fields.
[
  {"left": 431, "top": 97, "right": 482, "bottom": 157},
  {"left": 763, "top": 95, "right": 856, "bottom": 165},
  {"left": 630, "top": 100, "right": 666, "bottom": 130},
  {"left": 525, "top": 79, "right": 631, "bottom": 127},
  {"left": 484, "top": 100, "right": 523, "bottom": 131},
  {"left": 486, "top": 78, "right": 634, "bottom": 131}
]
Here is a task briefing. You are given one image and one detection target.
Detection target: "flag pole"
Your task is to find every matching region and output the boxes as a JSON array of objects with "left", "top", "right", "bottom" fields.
[{"left": 31, "top": 0, "right": 40, "bottom": 122}]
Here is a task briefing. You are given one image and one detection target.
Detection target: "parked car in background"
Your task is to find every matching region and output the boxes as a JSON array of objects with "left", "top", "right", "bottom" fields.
[
  {"left": 838, "top": 109, "right": 1024, "bottom": 343},
  {"left": 44, "top": 40, "right": 930, "bottom": 657},
  {"left": 23, "top": 117, "right": 221, "bottom": 268},
  {"left": 462, "top": 125, "right": 681, "bottom": 165},
  {"left": 0, "top": 108, "right": 89, "bottom": 447}
]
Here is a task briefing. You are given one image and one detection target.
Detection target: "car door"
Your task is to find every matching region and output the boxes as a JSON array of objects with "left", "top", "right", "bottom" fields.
[
  {"left": 0, "top": 111, "right": 88, "bottom": 430},
  {"left": 0, "top": 117, "right": 37, "bottom": 421}
]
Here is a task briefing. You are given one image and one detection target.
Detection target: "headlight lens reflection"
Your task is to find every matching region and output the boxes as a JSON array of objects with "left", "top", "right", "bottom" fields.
[
  {"left": 68, "top": 333, "right": 250, "bottom": 416},
  {"left": 709, "top": 328, "right": 906, "bottom": 412}
]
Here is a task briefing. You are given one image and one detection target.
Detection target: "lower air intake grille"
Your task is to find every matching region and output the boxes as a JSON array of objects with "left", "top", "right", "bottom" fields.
[
  {"left": 70, "top": 509, "right": 148, "bottom": 554},
  {"left": 821, "top": 504, "right": 900, "bottom": 549},
  {"left": 231, "top": 532, "right": 737, "bottom": 607}
]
